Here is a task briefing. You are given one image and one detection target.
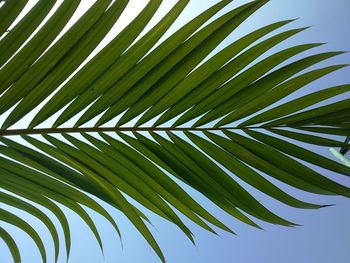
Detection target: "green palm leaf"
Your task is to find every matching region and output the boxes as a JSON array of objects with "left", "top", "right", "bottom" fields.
[{"left": 0, "top": 0, "right": 349, "bottom": 262}]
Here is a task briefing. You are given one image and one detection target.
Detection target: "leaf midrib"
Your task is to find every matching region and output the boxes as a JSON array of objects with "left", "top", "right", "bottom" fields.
[{"left": 0, "top": 126, "right": 265, "bottom": 136}]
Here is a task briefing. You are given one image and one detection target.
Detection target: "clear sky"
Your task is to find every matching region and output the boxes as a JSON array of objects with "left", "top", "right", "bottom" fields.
[{"left": 0, "top": 1, "right": 349, "bottom": 263}]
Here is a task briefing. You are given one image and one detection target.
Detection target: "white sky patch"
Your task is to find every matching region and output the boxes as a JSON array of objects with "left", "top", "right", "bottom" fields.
[
  {"left": 0, "top": 0, "right": 157, "bottom": 128},
  {"left": 0, "top": 0, "right": 37, "bottom": 42},
  {"left": 0, "top": 1, "right": 64, "bottom": 67},
  {"left": 7, "top": 0, "right": 38, "bottom": 30},
  {"left": 82, "top": 0, "right": 150, "bottom": 61},
  {"left": 3, "top": 0, "right": 151, "bottom": 64}
]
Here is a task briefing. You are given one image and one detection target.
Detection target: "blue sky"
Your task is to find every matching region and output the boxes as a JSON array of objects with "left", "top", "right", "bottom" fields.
[{"left": 0, "top": 0, "right": 349, "bottom": 262}]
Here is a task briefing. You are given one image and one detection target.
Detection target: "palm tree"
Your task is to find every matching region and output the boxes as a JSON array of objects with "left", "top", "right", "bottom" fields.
[{"left": 0, "top": 0, "right": 349, "bottom": 262}]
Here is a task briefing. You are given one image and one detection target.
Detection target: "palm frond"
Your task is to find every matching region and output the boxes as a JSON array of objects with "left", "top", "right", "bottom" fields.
[{"left": 0, "top": 0, "right": 349, "bottom": 262}]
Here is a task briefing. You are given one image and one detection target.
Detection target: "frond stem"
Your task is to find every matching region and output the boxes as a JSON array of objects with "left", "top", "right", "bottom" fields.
[{"left": 0, "top": 126, "right": 266, "bottom": 136}]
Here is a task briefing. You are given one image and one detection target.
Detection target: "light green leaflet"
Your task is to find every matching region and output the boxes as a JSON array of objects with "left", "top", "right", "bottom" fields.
[
  {"left": 0, "top": 0, "right": 349, "bottom": 262},
  {"left": 0, "top": 226, "right": 21, "bottom": 263},
  {"left": 330, "top": 148, "right": 350, "bottom": 167}
]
